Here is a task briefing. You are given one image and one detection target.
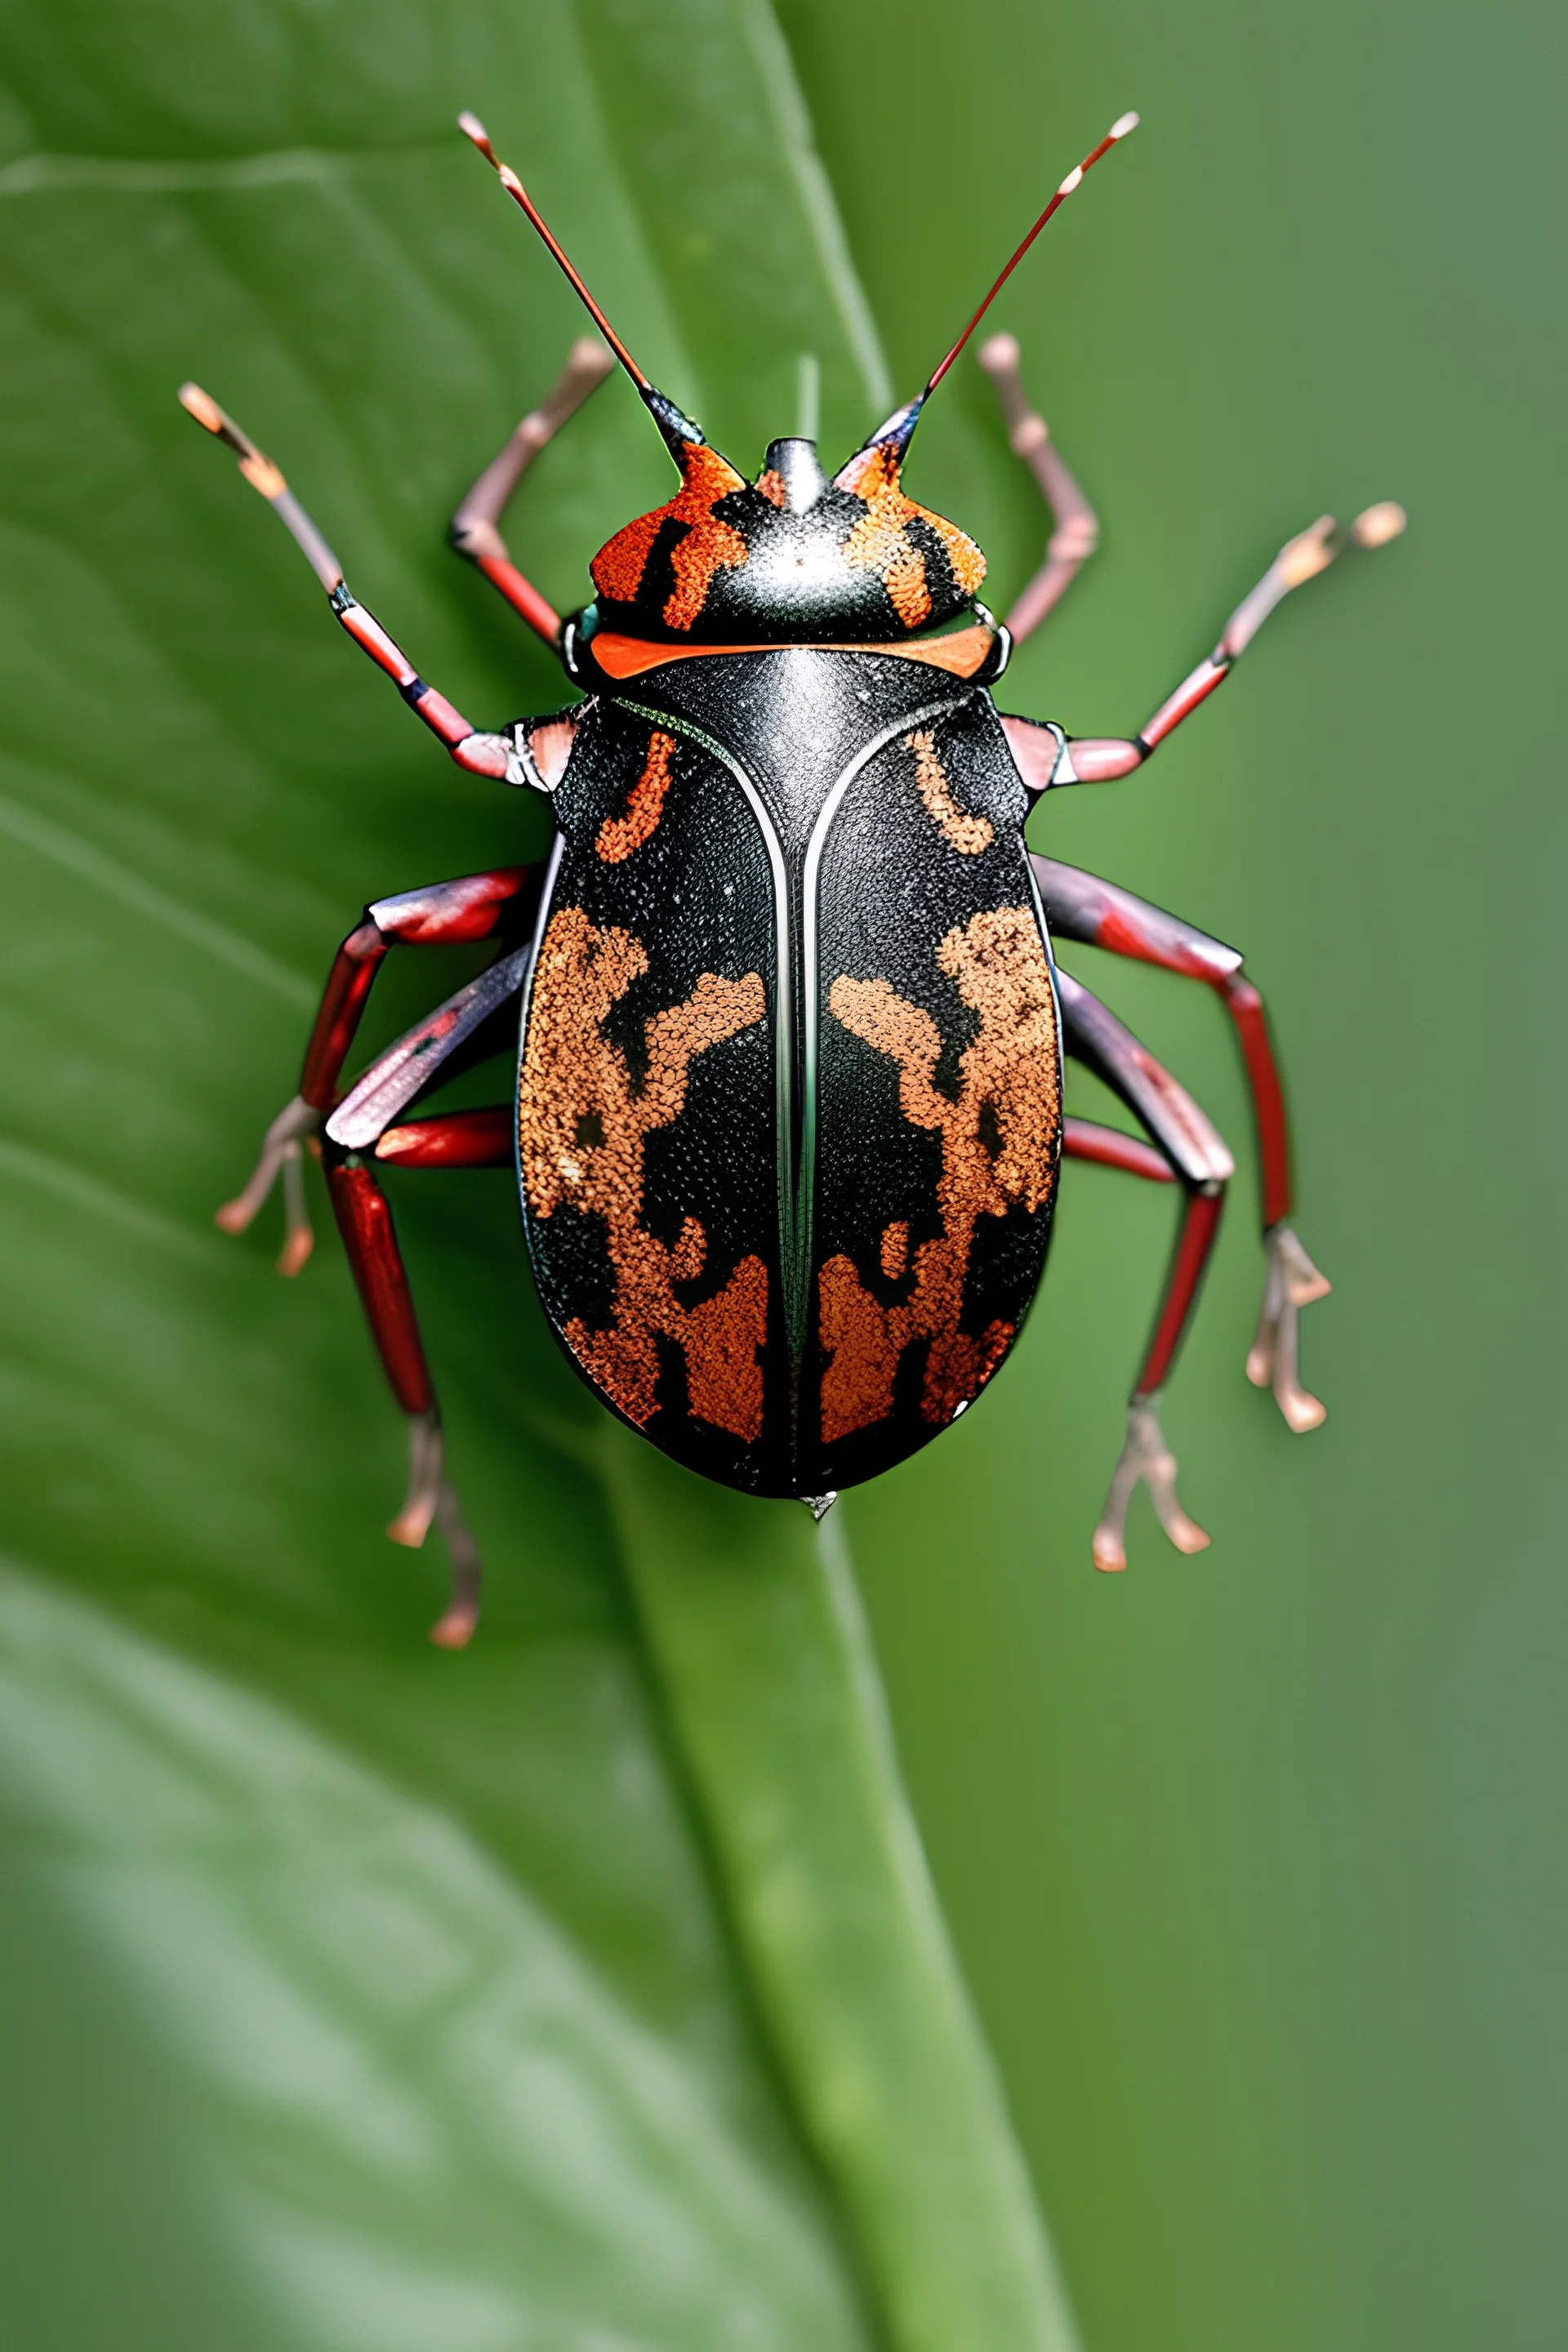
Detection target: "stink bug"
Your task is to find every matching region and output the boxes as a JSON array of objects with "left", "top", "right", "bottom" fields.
[{"left": 188, "top": 108, "right": 1403, "bottom": 1645}]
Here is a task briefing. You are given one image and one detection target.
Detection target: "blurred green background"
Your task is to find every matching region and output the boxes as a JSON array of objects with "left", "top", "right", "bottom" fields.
[{"left": 0, "top": 0, "right": 1561, "bottom": 2347}]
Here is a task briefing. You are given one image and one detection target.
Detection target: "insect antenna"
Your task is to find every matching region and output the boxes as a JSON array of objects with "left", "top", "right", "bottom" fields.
[
  {"left": 458, "top": 113, "right": 650, "bottom": 393},
  {"left": 840, "top": 109, "right": 1140, "bottom": 474},
  {"left": 924, "top": 110, "right": 1140, "bottom": 396}
]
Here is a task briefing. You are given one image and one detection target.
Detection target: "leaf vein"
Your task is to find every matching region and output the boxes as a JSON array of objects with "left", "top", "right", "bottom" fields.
[
  {"left": 0, "top": 792, "right": 314, "bottom": 1005},
  {"left": 0, "top": 144, "right": 448, "bottom": 200}
]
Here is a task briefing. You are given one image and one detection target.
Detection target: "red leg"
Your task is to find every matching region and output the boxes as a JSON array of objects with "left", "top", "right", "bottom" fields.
[
  {"left": 450, "top": 338, "right": 615, "bottom": 644},
  {"left": 1064, "top": 1115, "right": 1226, "bottom": 1396},
  {"left": 180, "top": 385, "right": 529, "bottom": 777},
  {"left": 374, "top": 1106, "right": 513, "bottom": 1169},
  {"left": 216, "top": 866, "right": 541, "bottom": 1272},
  {"left": 325, "top": 946, "right": 534, "bottom": 1153},
  {"left": 323, "top": 1107, "right": 514, "bottom": 1646},
  {"left": 1058, "top": 972, "right": 1232, "bottom": 1573},
  {"left": 224, "top": 933, "right": 531, "bottom": 1579},
  {"left": 326, "top": 1156, "right": 435, "bottom": 1421},
  {"left": 1062, "top": 1116, "right": 1175, "bottom": 1185},
  {"left": 301, "top": 869, "right": 539, "bottom": 1110},
  {"left": 324, "top": 1151, "right": 483, "bottom": 1649},
  {"left": 1039, "top": 856, "right": 1330, "bottom": 1430},
  {"left": 1220, "top": 976, "right": 1290, "bottom": 1231},
  {"left": 998, "top": 499, "right": 1406, "bottom": 794},
  {"left": 976, "top": 333, "right": 1100, "bottom": 643}
]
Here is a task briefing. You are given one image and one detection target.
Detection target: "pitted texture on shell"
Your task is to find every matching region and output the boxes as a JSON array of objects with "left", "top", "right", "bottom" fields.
[
  {"left": 906, "top": 727, "right": 995, "bottom": 853},
  {"left": 595, "top": 729, "right": 676, "bottom": 862}
]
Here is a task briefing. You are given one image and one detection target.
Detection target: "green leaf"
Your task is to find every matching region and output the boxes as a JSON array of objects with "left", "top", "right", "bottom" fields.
[
  {"left": 0, "top": 1561, "right": 868, "bottom": 2351},
  {"left": 0, "top": 5, "right": 1073, "bottom": 2345}
]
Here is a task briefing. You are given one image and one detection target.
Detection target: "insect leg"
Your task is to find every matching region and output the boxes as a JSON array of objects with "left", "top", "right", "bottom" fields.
[
  {"left": 1036, "top": 855, "right": 1330, "bottom": 1429},
  {"left": 372, "top": 1106, "right": 514, "bottom": 1169},
  {"left": 323, "top": 1147, "right": 484, "bottom": 1648},
  {"left": 976, "top": 333, "right": 1099, "bottom": 640},
  {"left": 451, "top": 338, "right": 615, "bottom": 642},
  {"left": 1062, "top": 1117, "right": 1178, "bottom": 1183},
  {"left": 358, "top": 1107, "right": 512, "bottom": 1649},
  {"left": 1058, "top": 966, "right": 1233, "bottom": 1573},
  {"left": 318, "top": 961, "right": 532, "bottom": 1646},
  {"left": 217, "top": 865, "right": 541, "bottom": 1270},
  {"left": 323, "top": 944, "right": 533, "bottom": 1152},
  {"left": 179, "top": 384, "right": 528, "bottom": 776},
  {"left": 1000, "top": 500, "right": 1406, "bottom": 791}
]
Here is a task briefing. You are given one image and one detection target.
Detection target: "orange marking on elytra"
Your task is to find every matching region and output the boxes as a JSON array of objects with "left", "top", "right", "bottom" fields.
[
  {"left": 818, "top": 906, "right": 1058, "bottom": 1441},
  {"left": 596, "top": 729, "right": 676, "bottom": 862},
  {"left": 670, "top": 1214, "right": 707, "bottom": 1283},
  {"left": 591, "top": 442, "right": 750, "bottom": 630},
  {"left": 906, "top": 728, "right": 994, "bottom": 853},
  {"left": 836, "top": 443, "right": 986, "bottom": 631},
  {"left": 519, "top": 905, "right": 768, "bottom": 1440}
]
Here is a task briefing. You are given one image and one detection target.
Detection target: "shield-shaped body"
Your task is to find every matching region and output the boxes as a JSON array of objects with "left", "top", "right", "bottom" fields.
[{"left": 517, "top": 648, "right": 1062, "bottom": 1498}]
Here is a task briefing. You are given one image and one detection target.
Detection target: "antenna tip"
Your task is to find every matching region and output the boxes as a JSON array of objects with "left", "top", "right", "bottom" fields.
[
  {"left": 1057, "top": 163, "right": 1085, "bottom": 197},
  {"left": 1110, "top": 109, "right": 1141, "bottom": 138},
  {"left": 978, "top": 332, "right": 1021, "bottom": 376},
  {"left": 1352, "top": 499, "right": 1407, "bottom": 548},
  {"left": 457, "top": 110, "right": 497, "bottom": 163},
  {"left": 178, "top": 381, "right": 223, "bottom": 433}
]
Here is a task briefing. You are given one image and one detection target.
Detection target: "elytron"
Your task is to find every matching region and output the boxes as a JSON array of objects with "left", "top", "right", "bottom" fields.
[{"left": 186, "top": 108, "right": 1402, "bottom": 1644}]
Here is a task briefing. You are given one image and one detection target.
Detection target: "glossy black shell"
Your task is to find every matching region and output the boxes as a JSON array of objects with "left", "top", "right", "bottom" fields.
[{"left": 515, "top": 645, "right": 1063, "bottom": 1499}]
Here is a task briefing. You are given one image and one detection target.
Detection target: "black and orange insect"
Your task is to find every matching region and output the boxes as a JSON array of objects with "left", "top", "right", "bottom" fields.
[{"left": 187, "top": 109, "right": 1403, "bottom": 1644}]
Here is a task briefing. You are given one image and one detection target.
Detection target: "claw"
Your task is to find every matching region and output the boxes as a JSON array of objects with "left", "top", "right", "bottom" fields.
[
  {"left": 429, "top": 1481, "right": 483, "bottom": 1650},
  {"left": 274, "top": 1142, "right": 314, "bottom": 1274},
  {"left": 385, "top": 1414, "right": 483, "bottom": 1645},
  {"left": 384, "top": 1415, "right": 484, "bottom": 1645},
  {"left": 1247, "top": 1225, "right": 1330, "bottom": 1432},
  {"left": 387, "top": 1410, "right": 443, "bottom": 1547},
  {"left": 1091, "top": 1398, "right": 1211, "bottom": 1573},
  {"left": 216, "top": 1093, "right": 322, "bottom": 1274}
]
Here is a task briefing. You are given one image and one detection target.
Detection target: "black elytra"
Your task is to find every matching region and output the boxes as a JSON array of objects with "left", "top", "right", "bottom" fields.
[{"left": 532, "top": 636, "right": 1049, "bottom": 1498}]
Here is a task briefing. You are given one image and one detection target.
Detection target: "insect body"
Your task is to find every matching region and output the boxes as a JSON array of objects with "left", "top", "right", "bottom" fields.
[
  {"left": 189, "top": 110, "right": 1402, "bottom": 1642},
  {"left": 522, "top": 635, "right": 1049, "bottom": 1508}
]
